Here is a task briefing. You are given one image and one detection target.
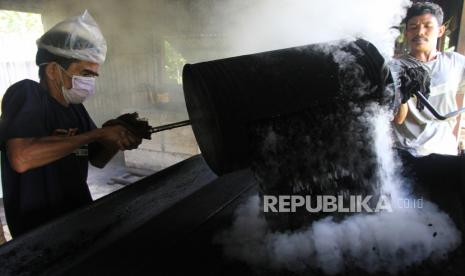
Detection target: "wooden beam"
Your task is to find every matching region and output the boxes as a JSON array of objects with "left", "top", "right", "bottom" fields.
[{"left": 457, "top": 0, "right": 465, "bottom": 54}]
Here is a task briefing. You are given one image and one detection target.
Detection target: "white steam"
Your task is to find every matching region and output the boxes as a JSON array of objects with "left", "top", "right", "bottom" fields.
[
  {"left": 216, "top": 108, "right": 461, "bottom": 275},
  {"left": 220, "top": 0, "right": 411, "bottom": 58}
]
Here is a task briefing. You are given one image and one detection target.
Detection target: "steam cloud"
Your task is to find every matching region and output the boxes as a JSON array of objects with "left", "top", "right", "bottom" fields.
[
  {"left": 219, "top": 0, "right": 410, "bottom": 58},
  {"left": 214, "top": 0, "right": 462, "bottom": 274},
  {"left": 216, "top": 108, "right": 461, "bottom": 275}
]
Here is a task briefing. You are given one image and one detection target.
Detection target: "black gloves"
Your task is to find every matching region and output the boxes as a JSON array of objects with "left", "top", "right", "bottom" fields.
[
  {"left": 398, "top": 66, "right": 431, "bottom": 111},
  {"left": 103, "top": 112, "right": 152, "bottom": 140}
]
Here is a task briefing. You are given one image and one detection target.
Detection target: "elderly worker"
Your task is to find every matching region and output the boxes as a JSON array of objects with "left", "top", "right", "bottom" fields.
[{"left": 0, "top": 11, "right": 142, "bottom": 237}]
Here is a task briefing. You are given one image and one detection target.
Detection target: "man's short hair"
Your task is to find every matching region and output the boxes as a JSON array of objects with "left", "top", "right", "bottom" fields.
[
  {"left": 404, "top": 2, "right": 444, "bottom": 26},
  {"left": 36, "top": 48, "right": 77, "bottom": 80}
]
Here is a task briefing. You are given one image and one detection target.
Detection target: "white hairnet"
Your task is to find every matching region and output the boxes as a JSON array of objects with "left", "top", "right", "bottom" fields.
[{"left": 37, "top": 10, "right": 107, "bottom": 64}]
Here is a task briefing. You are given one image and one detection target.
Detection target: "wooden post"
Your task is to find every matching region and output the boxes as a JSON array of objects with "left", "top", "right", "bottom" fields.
[
  {"left": 455, "top": 1, "right": 465, "bottom": 148},
  {"left": 457, "top": 0, "right": 465, "bottom": 54}
]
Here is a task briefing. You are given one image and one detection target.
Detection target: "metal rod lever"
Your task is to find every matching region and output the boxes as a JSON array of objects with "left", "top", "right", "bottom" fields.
[
  {"left": 413, "top": 90, "right": 465, "bottom": 121},
  {"left": 150, "top": 120, "right": 191, "bottom": 134}
]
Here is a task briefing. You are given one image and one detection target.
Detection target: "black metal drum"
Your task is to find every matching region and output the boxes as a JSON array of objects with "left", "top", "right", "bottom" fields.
[{"left": 183, "top": 39, "right": 394, "bottom": 176}]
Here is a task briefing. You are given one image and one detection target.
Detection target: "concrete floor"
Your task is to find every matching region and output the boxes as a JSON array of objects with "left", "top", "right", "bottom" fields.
[{"left": 0, "top": 152, "right": 154, "bottom": 243}]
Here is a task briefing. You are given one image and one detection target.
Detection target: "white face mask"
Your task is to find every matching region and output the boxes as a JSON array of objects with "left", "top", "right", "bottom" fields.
[{"left": 58, "top": 65, "right": 96, "bottom": 104}]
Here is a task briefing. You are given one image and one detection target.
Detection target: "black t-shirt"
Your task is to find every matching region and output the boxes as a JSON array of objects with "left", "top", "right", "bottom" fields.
[{"left": 0, "top": 79, "right": 96, "bottom": 237}]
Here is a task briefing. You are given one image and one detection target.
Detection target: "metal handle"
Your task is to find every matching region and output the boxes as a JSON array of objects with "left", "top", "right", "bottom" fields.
[
  {"left": 413, "top": 90, "right": 465, "bottom": 120},
  {"left": 150, "top": 120, "right": 191, "bottom": 134}
]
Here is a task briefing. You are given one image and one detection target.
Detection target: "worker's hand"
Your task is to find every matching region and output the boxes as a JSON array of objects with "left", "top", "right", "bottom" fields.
[
  {"left": 399, "top": 66, "right": 431, "bottom": 110},
  {"left": 99, "top": 125, "right": 142, "bottom": 151},
  {"left": 399, "top": 73, "right": 415, "bottom": 104},
  {"left": 102, "top": 113, "right": 152, "bottom": 140}
]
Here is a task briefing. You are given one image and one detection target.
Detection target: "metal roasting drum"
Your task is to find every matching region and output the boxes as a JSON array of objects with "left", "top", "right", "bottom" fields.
[{"left": 182, "top": 39, "right": 395, "bottom": 176}]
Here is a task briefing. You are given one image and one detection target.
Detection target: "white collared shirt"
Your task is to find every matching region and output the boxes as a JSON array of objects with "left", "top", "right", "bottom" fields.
[{"left": 393, "top": 52, "right": 465, "bottom": 156}]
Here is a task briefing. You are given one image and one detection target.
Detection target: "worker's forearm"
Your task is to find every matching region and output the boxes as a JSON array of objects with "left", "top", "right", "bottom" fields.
[
  {"left": 454, "top": 93, "right": 465, "bottom": 139},
  {"left": 393, "top": 103, "right": 408, "bottom": 124},
  {"left": 6, "top": 129, "right": 104, "bottom": 173},
  {"left": 453, "top": 114, "right": 462, "bottom": 139}
]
